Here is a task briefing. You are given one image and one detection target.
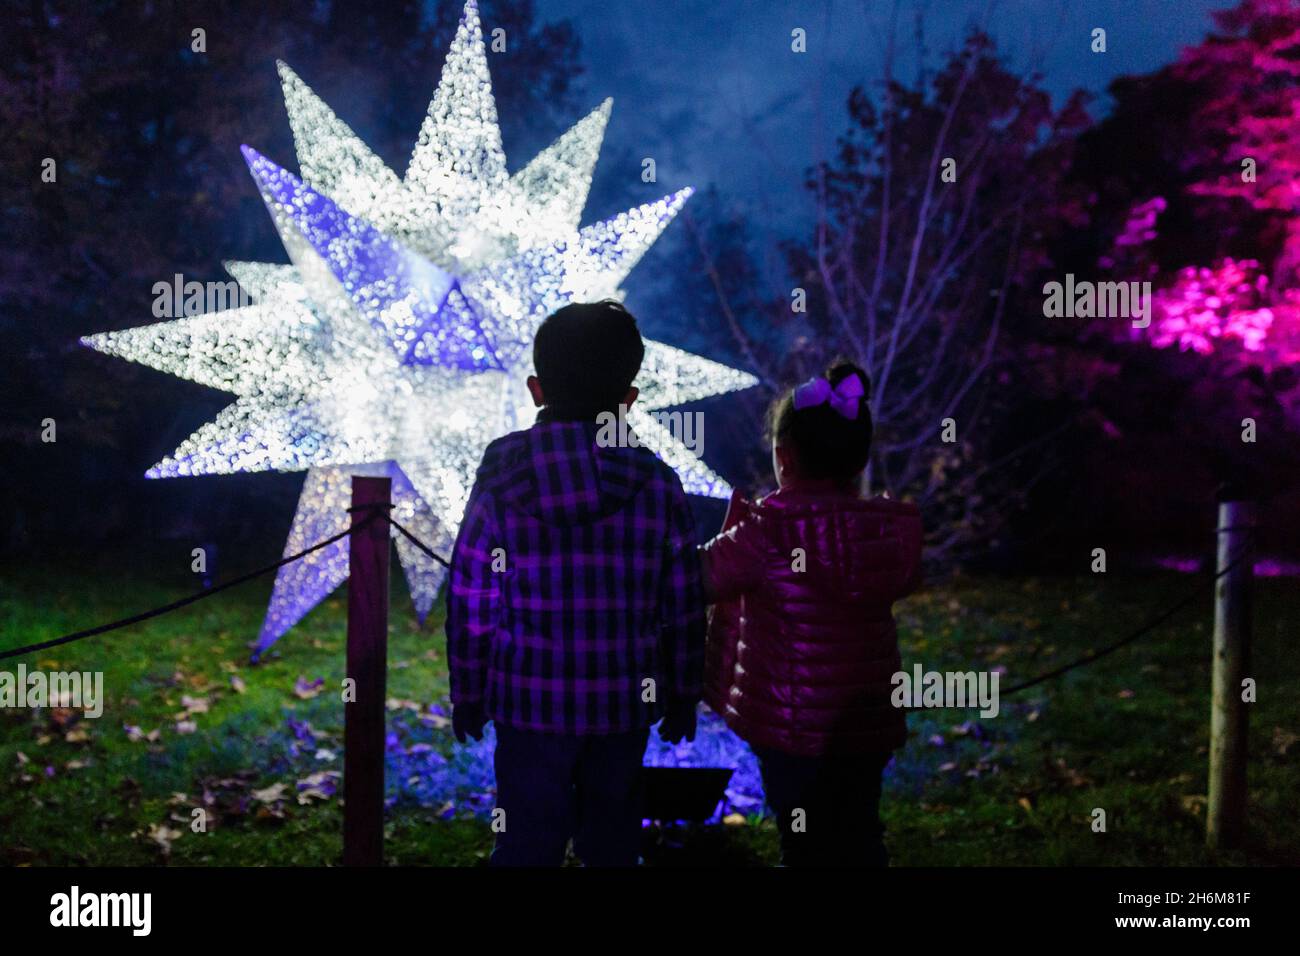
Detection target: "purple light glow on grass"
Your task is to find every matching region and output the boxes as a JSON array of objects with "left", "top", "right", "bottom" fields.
[
  {"left": 1153, "top": 556, "right": 1205, "bottom": 574},
  {"left": 1153, "top": 555, "right": 1300, "bottom": 576},
  {"left": 377, "top": 704, "right": 771, "bottom": 822},
  {"left": 641, "top": 708, "right": 766, "bottom": 821},
  {"left": 1253, "top": 558, "right": 1300, "bottom": 577},
  {"left": 273, "top": 707, "right": 961, "bottom": 827}
]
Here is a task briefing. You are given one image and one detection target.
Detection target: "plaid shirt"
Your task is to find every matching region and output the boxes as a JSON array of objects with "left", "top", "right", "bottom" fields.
[{"left": 446, "top": 418, "right": 705, "bottom": 735}]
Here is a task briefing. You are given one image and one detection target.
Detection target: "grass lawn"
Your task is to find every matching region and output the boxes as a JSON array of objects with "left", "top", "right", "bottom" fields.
[{"left": 1, "top": 553, "right": 1297, "bottom": 866}]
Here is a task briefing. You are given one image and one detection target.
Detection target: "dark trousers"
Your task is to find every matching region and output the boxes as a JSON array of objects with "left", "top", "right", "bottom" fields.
[
  {"left": 491, "top": 725, "right": 649, "bottom": 867},
  {"left": 753, "top": 747, "right": 892, "bottom": 867}
]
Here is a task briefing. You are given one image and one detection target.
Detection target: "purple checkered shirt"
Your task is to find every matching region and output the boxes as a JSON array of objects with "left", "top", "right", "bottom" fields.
[{"left": 446, "top": 418, "right": 705, "bottom": 735}]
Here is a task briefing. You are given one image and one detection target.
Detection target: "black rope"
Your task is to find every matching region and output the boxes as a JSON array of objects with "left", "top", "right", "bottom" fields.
[
  {"left": 900, "top": 536, "right": 1256, "bottom": 712},
  {"left": 1000, "top": 538, "right": 1253, "bottom": 696},
  {"left": 0, "top": 505, "right": 388, "bottom": 662},
  {"left": 385, "top": 519, "right": 1258, "bottom": 693},
  {"left": 0, "top": 499, "right": 1251, "bottom": 701},
  {"left": 386, "top": 515, "right": 452, "bottom": 568}
]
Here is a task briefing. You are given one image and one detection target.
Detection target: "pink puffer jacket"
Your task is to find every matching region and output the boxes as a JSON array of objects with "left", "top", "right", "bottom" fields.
[{"left": 701, "top": 483, "right": 922, "bottom": 756}]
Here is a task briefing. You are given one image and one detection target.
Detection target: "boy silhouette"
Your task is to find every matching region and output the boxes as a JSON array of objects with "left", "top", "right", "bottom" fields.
[{"left": 446, "top": 299, "right": 705, "bottom": 866}]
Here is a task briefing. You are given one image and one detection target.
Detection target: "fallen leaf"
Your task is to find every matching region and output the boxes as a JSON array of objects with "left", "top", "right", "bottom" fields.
[
  {"left": 180, "top": 694, "right": 210, "bottom": 715},
  {"left": 293, "top": 676, "right": 325, "bottom": 700},
  {"left": 1272, "top": 727, "right": 1298, "bottom": 757},
  {"left": 252, "top": 783, "right": 287, "bottom": 804},
  {"left": 296, "top": 771, "right": 340, "bottom": 805},
  {"left": 147, "top": 823, "right": 183, "bottom": 854},
  {"left": 1048, "top": 757, "right": 1092, "bottom": 788}
]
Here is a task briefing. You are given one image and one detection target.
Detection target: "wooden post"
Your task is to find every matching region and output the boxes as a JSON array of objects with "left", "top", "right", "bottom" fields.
[
  {"left": 343, "top": 476, "right": 391, "bottom": 867},
  {"left": 1207, "top": 495, "right": 1253, "bottom": 850}
]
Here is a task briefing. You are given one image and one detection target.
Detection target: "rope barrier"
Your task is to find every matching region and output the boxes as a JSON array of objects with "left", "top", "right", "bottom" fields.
[
  {"left": 0, "top": 505, "right": 390, "bottom": 662},
  {"left": 0, "top": 503, "right": 1257, "bottom": 709},
  {"left": 999, "top": 536, "right": 1253, "bottom": 697},
  {"left": 893, "top": 539, "right": 1255, "bottom": 712},
  {"left": 387, "top": 515, "right": 452, "bottom": 569}
]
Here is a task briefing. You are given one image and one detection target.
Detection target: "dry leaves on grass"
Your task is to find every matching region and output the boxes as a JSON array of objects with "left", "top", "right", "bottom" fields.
[
  {"left": 178, "top": 694, "right": 210, "bottom": 716},
  {"left": 1272, "top": 727, "right": 1298, "bottom": 757},
  {"left": 146, "top": 823, "right": 183, "bottom": 855},
  {"left": 296, "top": 771, "right": 341, "bottom": 805},
  {"left": 252, "top": 782, "right": 288, "bottom": 804},
  {"left": 293, "top": 676, "right": 325, "bottom": 700},
  {"left": 185, "top": 771, "right": 263, "bottom": 827},
  {"left": 1044, "top": 756, "right": 1092, "bottom": 789}
]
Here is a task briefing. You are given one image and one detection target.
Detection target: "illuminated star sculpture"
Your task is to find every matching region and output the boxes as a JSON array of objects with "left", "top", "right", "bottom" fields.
[{"left": 83, "top": 0, "right": 757, "bottom": 658}]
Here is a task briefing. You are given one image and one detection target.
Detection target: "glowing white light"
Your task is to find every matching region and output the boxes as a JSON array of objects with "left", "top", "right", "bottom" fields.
[{"left": 82, "top": 0, "right": 757, "bottom": 654}]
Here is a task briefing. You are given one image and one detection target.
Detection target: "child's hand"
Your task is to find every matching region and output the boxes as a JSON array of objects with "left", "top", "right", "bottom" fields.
[
  {"left": 452, "top": 701, "right": 487, "bottom": 743},
  {"left": 657, "top": 700, "right": 698, "bottom": 744}
]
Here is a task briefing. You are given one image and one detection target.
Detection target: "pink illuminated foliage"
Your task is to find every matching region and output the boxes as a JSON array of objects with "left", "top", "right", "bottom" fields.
[
  {"left": 1098, "top": 200, "right": 1293, "bottom": 359},
  {"left": 1144, "top": 258, "right": 1300, "bottom": 360},
  {"left": 1182, "top": 1, "right": 1300, "bottom": 229},
  {"left": 1089, "top": 1, "right": 1300, "bottom": 381}
]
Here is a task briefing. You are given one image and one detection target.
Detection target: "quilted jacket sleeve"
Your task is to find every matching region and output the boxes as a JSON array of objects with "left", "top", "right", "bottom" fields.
[
  {"left": 699, "top": 490, "right": 761, "bottom": 713},
  {"left": 700, "top": 491, "right": 764, "bottom": 602}
]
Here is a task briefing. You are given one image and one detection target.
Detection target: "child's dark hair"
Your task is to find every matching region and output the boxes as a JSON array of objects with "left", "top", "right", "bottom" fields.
[
  {"left": 533, "top": 300, "right": 645, "bottom": 418},
  {"left": 768, "top": 360, "right": 874, "bottom": 481}
]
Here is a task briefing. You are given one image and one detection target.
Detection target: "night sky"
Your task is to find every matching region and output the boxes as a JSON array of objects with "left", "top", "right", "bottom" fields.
[{"left": 540, "top": 0, "right": 1226, "bottom": 248}]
